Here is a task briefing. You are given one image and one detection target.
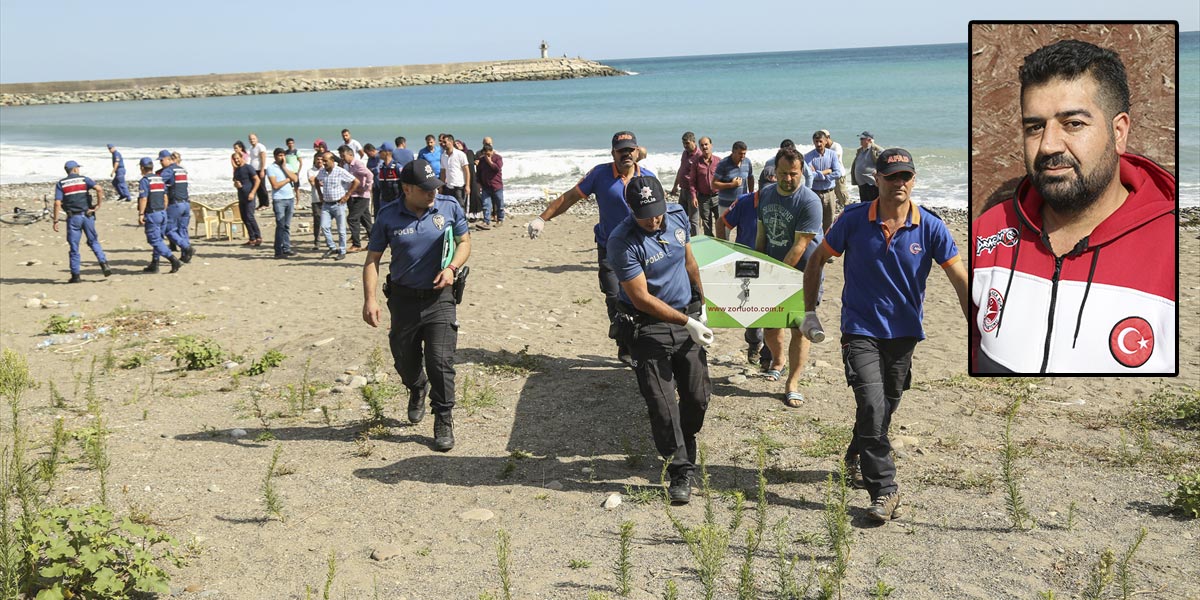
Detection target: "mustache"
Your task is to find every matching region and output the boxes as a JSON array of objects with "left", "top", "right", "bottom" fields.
[{"left": 1034, "top": 152, "right": 1080, "bottom": 172}]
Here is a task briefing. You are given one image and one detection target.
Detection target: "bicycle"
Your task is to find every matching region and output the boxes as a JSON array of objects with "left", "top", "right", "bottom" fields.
[{"left": 0, "top": 195, "right": 51, "bottom": 225}]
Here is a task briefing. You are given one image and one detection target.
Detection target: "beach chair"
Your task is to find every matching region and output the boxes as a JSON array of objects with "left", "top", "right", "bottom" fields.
[
  {"left": 190, "top": 201, "right": 221, "bottom": 240},
  {"left": 216, "top": 201, "right": 247, "bottom": 241}
]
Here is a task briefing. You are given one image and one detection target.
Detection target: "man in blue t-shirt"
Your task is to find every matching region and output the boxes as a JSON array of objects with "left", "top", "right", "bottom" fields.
[
  {"left": 801, "top": 148, "right": 968, "bottom": 522},
  {"left": 265, "top": 148, "right": 299, "bottom": 258},
  {"left": 805, "top": 130, "right": 846, "bottom": 232},
  {"left": 362, "top": 158, "right": 471, "bottom": 452},
  {"left": 752, "top": 148, "right": 824, "bottom": 408},
  {"left": 607, "top": 175, "right": 713, "bottom": 505},
  {"left": 417, "top": 135, "right": 443, "bottom": 177},
  {"left": 525, "top": 131, "right": 654, "bottom": 365},
  {"left": 712, "top": 140, "right": 754, "bottom": 239}
]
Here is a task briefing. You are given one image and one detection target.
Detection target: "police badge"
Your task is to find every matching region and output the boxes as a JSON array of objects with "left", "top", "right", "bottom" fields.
[
  {"left": 674, "top": 228, "right": 686, "bottom": 244},
  {"left": 432, "top": 214, "right": 445, "bottom": 230}
]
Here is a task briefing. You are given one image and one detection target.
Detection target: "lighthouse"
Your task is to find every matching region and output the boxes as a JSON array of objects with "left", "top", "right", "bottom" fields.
[{"left": 539, "top": 40, "right": 548, "bottom": 59}]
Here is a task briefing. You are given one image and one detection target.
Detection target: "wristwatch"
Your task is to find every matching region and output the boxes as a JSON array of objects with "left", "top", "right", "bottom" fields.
[{"left": 446, "top": 264, "right": 459, "bottom": 273}]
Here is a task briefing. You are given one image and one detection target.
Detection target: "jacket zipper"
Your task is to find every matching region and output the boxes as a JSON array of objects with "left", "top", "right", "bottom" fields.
[{"left": 1039, "top": 256, "right": 1065, "bottom": 373}]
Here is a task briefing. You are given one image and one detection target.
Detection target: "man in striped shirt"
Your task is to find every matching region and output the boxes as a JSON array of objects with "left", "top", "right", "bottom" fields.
[{"left": 314, "top": 151, "right": 361, "bottom": 260}]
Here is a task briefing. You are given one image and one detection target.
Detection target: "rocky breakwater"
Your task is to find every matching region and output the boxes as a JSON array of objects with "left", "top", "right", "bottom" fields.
[{"left": 0, "top": 58, "right": 625, "bottom": 106}]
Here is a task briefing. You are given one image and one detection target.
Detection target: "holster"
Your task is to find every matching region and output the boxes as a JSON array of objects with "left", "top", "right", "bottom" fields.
[
  {"left": 381, "top": 278, "right": 392, "bottom": 299},
  {"left": 452, "top": 266, "right": 470, "bottom": 305}
]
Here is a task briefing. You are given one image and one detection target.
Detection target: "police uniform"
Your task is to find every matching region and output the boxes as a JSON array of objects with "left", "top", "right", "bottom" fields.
[
  {"left": 54, "top": 162, "right": 110, "bottom": 281},
  {"left": 366, "top": 159, "right": 469, "bottom": 451},
  {"left": 109, "top": 145, "right": 130, "bottom": 201},
  {"left": 137, "top": 157, "right": 180, "bottom": 273},
  {"left": 158, "top": 150, "right": 195, "bottom": 262},
  {"left": 607, "top": 176, "right": 712, "bottom": 503},
  {"left": 374, "top": 143, "right": 404, "bottom": 216}
]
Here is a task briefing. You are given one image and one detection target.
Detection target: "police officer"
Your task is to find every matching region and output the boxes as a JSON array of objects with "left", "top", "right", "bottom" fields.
[
  {"left": 107, "top": 144, "right": 131, "bottom": 202},
  {"left": 136, "top": 157, "right": 182, "bottom": 274},
  {"left": 374, "top": 142, "right": 404, "bottom": 215},
  {"left": 607, "top": 175, "right": 714, "bottom": 504},
  {"left": 362, "top": 159, "right": 470, "bottom": 452},
  {"left": 53, "top": 161, "right": 112, "bottom": 283},
  {"left": 526, "top": 131, "right": 655, "bottom": 365},
  {"left": 158, "top": 150, "right": 195, "bottom": 263}
]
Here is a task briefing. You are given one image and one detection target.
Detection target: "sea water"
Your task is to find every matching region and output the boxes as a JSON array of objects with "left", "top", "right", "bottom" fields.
[{"left": 2, "top": 38, "right": 1196, "bottom": 208}]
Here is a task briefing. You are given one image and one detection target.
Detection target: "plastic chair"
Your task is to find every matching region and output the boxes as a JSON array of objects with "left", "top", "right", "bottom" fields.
[
  {"left": 190, "top": 201, "right": 220, "bottom": 240},
  {"left": 217, "top": 201, "right": 247, "bottom": 240}
]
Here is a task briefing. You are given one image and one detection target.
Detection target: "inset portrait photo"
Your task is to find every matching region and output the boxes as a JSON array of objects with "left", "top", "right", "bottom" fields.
[{"left": 968, "top": 22, "right": 1180, "bottom": 375}]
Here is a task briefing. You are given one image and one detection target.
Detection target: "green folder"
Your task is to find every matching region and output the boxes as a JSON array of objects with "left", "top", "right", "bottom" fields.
[{"left": 441, "top": 227, "right": 455, "bottom": 269}]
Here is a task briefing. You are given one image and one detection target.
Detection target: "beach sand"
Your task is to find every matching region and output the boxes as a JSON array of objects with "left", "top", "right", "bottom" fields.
[{"left": 1, "top": 183, "right": 1197, "bottom": 598}]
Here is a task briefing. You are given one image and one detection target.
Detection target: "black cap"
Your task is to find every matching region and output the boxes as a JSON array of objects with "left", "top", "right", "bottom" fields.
[
  {"left": 611, "top": 131, "right": 638, "bottom": 150},
  {"left": 876, "top": 148, "right": 916, "bottom": 176},
  {"left": 399, "top": 158, "right": 444, "bottom": 190},
  {"left": 625, "top": 175, "right": 667, "bottom": 220}
]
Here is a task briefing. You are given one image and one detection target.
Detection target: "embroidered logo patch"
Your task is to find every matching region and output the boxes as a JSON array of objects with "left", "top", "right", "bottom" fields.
[
  {"left": 674, "top": 228, "right": 686, "bottom": 244},
  {"left": 432, "top": 214, "right": 445, "bottom": 230},
  {"left": 909, "top": 242, "right": 922, "bottom": 255},
  {"left": 1109, "top": 316, "right": 1154, "bottom": 368},
  {"left": 975, "top": 227, "right": 1019, "bottom": 255},
  {"left": 982, "top": 288, "right": 1003, "bottom": 333}
]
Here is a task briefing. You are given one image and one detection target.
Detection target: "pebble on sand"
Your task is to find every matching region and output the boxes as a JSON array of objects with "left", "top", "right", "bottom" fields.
[
  {"left": 460, "top": 508, "right": 494, "bottom": 521},
  {"left": 370, "top": 543, "right": 403, "bottom": 561},
  {"left": 602, "top": 493, "right": 622, "bottom": 510}
]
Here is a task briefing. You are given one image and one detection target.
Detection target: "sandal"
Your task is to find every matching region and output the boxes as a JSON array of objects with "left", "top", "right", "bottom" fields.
[
  {"left": 783, "top": 391, "right": 804, "bottom": 408},
  {"left": 762, "top": 368, "right": 785, "bottom": 382}
]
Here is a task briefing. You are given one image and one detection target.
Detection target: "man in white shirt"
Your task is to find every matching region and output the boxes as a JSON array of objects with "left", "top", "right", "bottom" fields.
[
  {"left": 248, "top": 132, "right": 270, "bottom": 209},
  {"left": 439, "top": 133, "right": 470, "bottom": 213},
  {"left": 341, "top": 129, "right": 364, "bottom": 159}
]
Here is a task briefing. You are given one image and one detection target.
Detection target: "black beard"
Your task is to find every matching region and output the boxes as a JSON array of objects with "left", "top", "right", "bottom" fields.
[{"left": 1030, "top": 145, "right": 1118, "bottom": 215}]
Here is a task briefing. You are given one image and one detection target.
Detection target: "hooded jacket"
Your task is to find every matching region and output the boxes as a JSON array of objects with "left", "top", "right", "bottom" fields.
[{"left": 971, "top": 153, "right": 1176, "bottom": 374}]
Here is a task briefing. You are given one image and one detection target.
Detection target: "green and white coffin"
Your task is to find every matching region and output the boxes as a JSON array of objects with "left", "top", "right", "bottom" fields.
[{"left": 691, "top": 235, "right": 807, "bottom": 329}]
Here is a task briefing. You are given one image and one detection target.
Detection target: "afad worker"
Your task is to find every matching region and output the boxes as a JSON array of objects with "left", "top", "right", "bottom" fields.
[
  {"left": 801, "top": 148, "right": 968, "bottom": 522},
  {"left": 362, "top": 159, "right": 470, "bottom": 452},
  {"left": 526, "top": 131, "right": 654, "bottom": 365},
  {"left": 136, "top": 157, "right": 182, "bottom": 274},
  {"left": 53, "top": 160, "right": 112, "bottom": 283},
  {"left": 608, "top": 175, "right": 714, "bottom": 505}
]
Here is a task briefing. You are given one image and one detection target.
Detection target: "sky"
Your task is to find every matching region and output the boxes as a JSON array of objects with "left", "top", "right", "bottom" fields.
[{"left": 1, "top": 0, "right": 1197, "bottom": 84}]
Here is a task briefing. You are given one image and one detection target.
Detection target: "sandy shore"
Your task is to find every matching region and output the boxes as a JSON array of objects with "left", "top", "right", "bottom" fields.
[{"left": 1, "top": 180, "right": 1197, "bottom": 598}]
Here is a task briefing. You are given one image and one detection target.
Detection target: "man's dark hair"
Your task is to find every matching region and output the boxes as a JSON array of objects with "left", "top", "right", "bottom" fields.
[
  {"left": 341, "top": 128, "right": 351, "bottom": 135},
  {"left": 363, "top": 143, "right": 375, "bottom": 152},
  {"left": 285, "top": 137, "right": 294, "bottom": 144},
  {"left": 779, "top": 139, "right": 795, "bottom": 150},
  {"left": 443, "top": 133, "right": 455, "bottom": 143},
  {"left": 774, "top": 147, "right": 803, "bottom": 167},
  {"left": 1019, "top": 39, "right": 1130, "bottom": 117},
  {"left": 338, "top": 144, "right": 354, "bottom": 156},
  {"left": 425, "top": 134, "right": 435, "bottom": 142},
  {"left": 812, "top": 130, "right": 829, "bottom": 141},
  {"left": 732, "top": 141, "right": 747, "bottom": 152},
  {"left": 273, "top": 147, "right": 285, "bottom": 156},
  {"left": 682, "top": 131, "right": 696, "bottom": 143},
  {"left": 396, "top": 136, "right": 406, "bottom": 146}
]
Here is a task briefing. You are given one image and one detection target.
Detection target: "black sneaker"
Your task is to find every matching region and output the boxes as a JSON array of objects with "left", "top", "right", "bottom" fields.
[
  {"left": 321, "top": 249, "right": 335, "bottom": 259},
  {"left": 68, "top": 273, "right": 81, "bottom": 284},
  {"left": 100, "top": 262, "right": 112, "bottom": 277},
  {"left": 668, "top": 473, "right": 691, "bottom": 505},
  {"left": 283, "top": 250, "right": 298, "bottom": 257},
  {"left": 168, "top": 256, "right": 182, "bottom": 273},
  {"left": 407, "top": 384, "right": 428, "bottom": 424},
  {"left": 335, "top": 252, "right": 346, "bottom": 261},
  {"left": 142, "top": 260, "right": 159, "bottom": 273},
  {"left": 433, "top": 413, "right": 455, "bottom": 451}
]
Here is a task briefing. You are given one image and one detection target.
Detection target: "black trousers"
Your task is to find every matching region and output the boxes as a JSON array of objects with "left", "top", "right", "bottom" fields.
[
  {"left": 445, "top": 186, "right": 466, "bottom": 213},
  {"left": 255, "top": 175, "right": 270, "bottom": 208},
  {"left": 841, "top": 334, "right": 917, "bottom": 498},
  {"left": 631, "top": 319, "right": 711, "bottom": 478},
  {"left": 596, "top": 245, "right": 621, "bottom": 345},
  {"left": 387, "top": 287, "right": 458, "bottom": 416},
  {"left": 347, "top": 197, "right": 372, "bottom": 247}
]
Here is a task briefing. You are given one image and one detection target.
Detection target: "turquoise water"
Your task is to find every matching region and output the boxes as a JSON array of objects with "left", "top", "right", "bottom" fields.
[{"left": 1, "top": 37, "right": 1195, "bottom": 207}]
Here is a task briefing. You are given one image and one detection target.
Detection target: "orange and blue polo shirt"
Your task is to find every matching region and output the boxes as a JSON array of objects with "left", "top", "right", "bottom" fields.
[{"left": 821, "top": 199, "right": 960, "bottom": 340}]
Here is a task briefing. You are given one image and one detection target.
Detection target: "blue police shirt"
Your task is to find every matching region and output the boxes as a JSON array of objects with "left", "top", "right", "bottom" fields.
[
  {"left": 576, "top": 162, "right": 655, "bottom": 246},
  {"left": 822, "top": 200, "right": 960, "bottom": 340},
  {"left": 721, "top": 191, "right": 759, "bottom": 247},
  {"left": 607, "top": 203, "right": 693, "bottom": 311},
  {"left": 111, "top": 151, "right": 125, "bottom": 174},
  {"left": 160, "top": 164, "right": 189, "bottom": 202},
  {"left": 55, "top": 175, "right": 96, "bottom": 213},
  {"left": 367, "top": 195, "right": 468, "bottom": 289},
  {"left": 138, "top": 174, "right": 167, "bottom": 212},
  {"left": 757, "top": 183, "right": 823, "bottom": 268},
  {"left": 714, "top": 156, "right": 752, "bottom": 206}
]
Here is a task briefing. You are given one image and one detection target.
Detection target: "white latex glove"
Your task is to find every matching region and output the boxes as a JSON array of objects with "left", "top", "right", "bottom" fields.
[
  {"left": 801, "top": 311, "right": 825, "bottom": 343},
  {"left": 685, "top": 317, "right": 714, "bottom": 348},
  {"left": 699, "top": 304, "right": 708, "bottom": 325},
  {"left": 527, "top": 216, "right": 545, "bottom": 239}
]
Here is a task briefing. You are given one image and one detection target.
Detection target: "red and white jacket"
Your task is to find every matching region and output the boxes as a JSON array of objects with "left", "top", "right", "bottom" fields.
[{"left": 971, "top": 154, "right": 1176, "bottom": 374}]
